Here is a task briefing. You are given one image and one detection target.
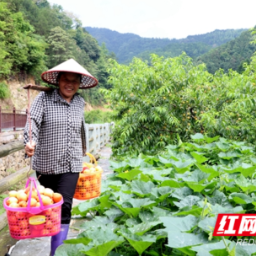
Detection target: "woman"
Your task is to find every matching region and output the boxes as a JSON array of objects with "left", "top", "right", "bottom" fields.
[{"left": 24, "top": 58, "right": 98, "bottom": 256}]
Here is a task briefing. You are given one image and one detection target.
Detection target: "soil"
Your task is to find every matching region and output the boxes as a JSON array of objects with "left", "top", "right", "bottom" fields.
[{"left": 0, "top": 76, "right": 39, "bottom": 111}]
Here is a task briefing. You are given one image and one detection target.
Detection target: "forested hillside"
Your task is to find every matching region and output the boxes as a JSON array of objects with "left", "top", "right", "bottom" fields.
[
  {"left": 196, "top": 29, "right": 256, "bottom": 73},
  {"left": 85, "top": 27, "right": 246, "bottom": 64},
  {"left": 0, "top": 0, "right": 113, "bottom": 105}
]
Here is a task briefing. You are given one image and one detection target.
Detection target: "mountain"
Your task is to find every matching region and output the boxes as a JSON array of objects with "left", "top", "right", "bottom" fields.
[
  {"left": 85, "top": 27, "right": 171, "bottom": 63},
  {"left": 195, "top": 29, "right": 256, "bottom": 73},
  {"left": 85, "top": 27, "right": 247, "bottom": 64}
]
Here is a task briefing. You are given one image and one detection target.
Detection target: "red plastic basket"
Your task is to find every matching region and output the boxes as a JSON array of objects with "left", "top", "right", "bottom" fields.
[
  {"left": 3, "top": 177, "right": 63, "bottom": 240},
  {"left": 74, "top": 153, "right": 102, "bottom": 200}
]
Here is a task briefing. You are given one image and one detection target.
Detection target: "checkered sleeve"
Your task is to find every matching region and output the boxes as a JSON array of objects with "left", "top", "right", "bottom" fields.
[{"left": 24, "top": 92, "right": 45, "bottom": 146}]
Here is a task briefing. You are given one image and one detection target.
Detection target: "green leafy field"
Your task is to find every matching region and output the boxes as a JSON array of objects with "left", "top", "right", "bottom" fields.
[{"left": 56, "top": 134, "right": 256, "bottom": 256}]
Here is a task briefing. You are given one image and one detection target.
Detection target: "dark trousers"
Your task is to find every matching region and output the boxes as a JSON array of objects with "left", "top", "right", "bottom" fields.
[{"left": 36, "top": 171, "right": 79, "bottom": 224}]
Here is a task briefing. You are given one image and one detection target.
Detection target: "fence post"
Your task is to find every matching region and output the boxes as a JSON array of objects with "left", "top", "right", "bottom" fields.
[{"left": 13, "top": 107, "right": 16, "bottom": 131}]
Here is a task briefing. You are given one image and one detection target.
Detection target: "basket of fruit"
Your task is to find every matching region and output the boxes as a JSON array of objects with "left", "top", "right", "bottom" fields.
[
  {"left": 3, "top": 177, "right": 63, "bottom": 239},
  {"left": 74, "top": 152, "right": 103, "bottom": 200}
]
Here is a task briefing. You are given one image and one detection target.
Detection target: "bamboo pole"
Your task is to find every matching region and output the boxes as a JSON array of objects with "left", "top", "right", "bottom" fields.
[{"left": 23, "top": 84, "right": 54, "bottom": 91}]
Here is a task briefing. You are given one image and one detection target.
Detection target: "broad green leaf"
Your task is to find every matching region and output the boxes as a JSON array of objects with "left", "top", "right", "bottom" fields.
[
  {"left": 104, "top": 207, "right": 124, "bottom": 220},
  {"left": 117, "top": 169, "right": 142, "bottom": 181},
  {"left": 174, "top": 205, "right": 203, "bottom": 217},
  {"left": 174, "top": 195, "right": 201, "bottom": 209},
  {"left": 191, "top": 133, "right": 205, "bottom": 141},
  {"left": 236, "top": 244, "right": 256, "bottom": 256},
  {"left": 204, "top": 135, "right": 220, "bottom": 143},
  {"left": 235, "top": 175, "right": 256, "bottom": 193},
  {"left": 109, "top": 161, "right": 130, "bottom": 173},
  {"left": 190, "top": 240, "right": 227, "bottom": 256},
  {"left": 196, "top": 164, "right": 220, "bottom": 180},
  {"left": 215, "top": 141, "right": 230, "bottom": 151},
  {"left": 142, "top": 169, "right": 172, "bottom": 182},
  {"left": 150, "top": 186, "right": 172, "bottom": 200},
  {"left": 222, "top": 163, "right": 256, "bottom": 177},
  {"left": 160, "top": 179, "right": 185, "bottom": 188},
  {"left": 166, "top": 231, "right": 207, "bottom": 248},
  {"left": 113, "top": 198, "right": 155, "bottom": 217},
  {"left": 64, "top": 236, "right": 91, "bottom": 245},
  {"left": 55, "top": 244, "right": 86, "bottom": 256},
  {"left": 171, "top": 187, "right": 193, "bottom": 200},
  {"left": 191, "top": 151, "right": 209, "bottom": 164},
  {"left": 82, "top": 240, "right": 124, "bottom": 256},
  {"left": 176, "top": 169, "right": 209, "bottom": 183},
  {"left": 198, "top": 217, "right": 217, "bottom": 233},
  {"left": 160, "top": 215, "right": 198, "bottom": 232},
  {"left": 77, "top": 227, "right": 125, "bottom": 256},
  {"left": 119, "top": 229, "right": 156, "bottom": 255},
  {"left": 229, "top": 193, "right": 253, "bottom": 204},
  {"left": 127, "top": 157, "right": 148, "bottom": 167},
  {"left": 79, "top": 217, "right": 117, "bottom": 230},
  {"left": 218, "top": 151, "right": 242, "bottom": 159},
  {"left": 211, "top": 204, "right": 244, "bottom": 214},
  {"left": 185, "top": 182, "right": 208, "bottom": 193},
  {"left": 139, "top": 208, "right": 169, "bottom": 222},
  {"left": 128, "top": 221, "right": 161, "bottom": 235},
  {"left": 206, "top": 190, "right": 232, "bottom": 208},
  {"left": 99, "top": 195, "right": 112, "bottom": 209},
  {"left": 101, "top": 180, "right": 123, "bottom": 193},
  {"left": 130, "top": 180, "right": 156, "bottom": 196},
  {"left": 166, "top": 159, "right": 195, "bottom": 173},
  {"left": 72, "top": 198, "right": 100, "bottom": 216}
]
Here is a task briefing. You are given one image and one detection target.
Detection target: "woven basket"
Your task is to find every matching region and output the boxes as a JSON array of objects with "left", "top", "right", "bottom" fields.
[{"left": 74, "top": 153, "right": 102, "bottom": 200}]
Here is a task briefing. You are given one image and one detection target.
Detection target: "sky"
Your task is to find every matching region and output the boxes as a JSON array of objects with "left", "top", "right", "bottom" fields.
[{"left": 48, "top": 0, "right": 256, "bottom": 39}]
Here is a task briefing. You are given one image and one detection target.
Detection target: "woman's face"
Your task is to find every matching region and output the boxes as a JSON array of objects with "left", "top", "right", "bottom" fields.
[{"left": 58, "top": 72, "right": 80, "bottom": 102}]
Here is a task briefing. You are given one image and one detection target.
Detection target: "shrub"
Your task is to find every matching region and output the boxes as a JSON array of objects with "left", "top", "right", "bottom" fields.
[
  {"left": 84, "top": 109, "right": 113, "bottom": 124},
  {"left": 0, "top": 82, "right": 10, "bottom": 99}
]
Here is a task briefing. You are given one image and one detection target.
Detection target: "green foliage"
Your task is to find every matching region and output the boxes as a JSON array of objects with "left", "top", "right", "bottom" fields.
[
  {"left": 86, "top": 27, "right": 246, "bottom": 64},
  {"left": 46, "top": 26, "right": 77, "bottom": 67},
  {"left": 102, "top": 53, "right": 256, "bottom": 156},
  {"left": 196, "top": 29, "right": 256, "bottom": 74},
  {"left": 84, "top": 109, "right": 113, "bottom": 124},
  {"left": 0, "top": 0, "right": 114, "bottom": 106},
  {"left": 60, "top": 135, "right": 256, "bottom": 256},
  {"left": 0, "top": 82, "right": 10, "bottom": 99},
  {"left": 0, "top": 1, "right": 47, "bottom": 78},
  {"left": 0, "top": 194, "right": 8, "bottom": 215}
]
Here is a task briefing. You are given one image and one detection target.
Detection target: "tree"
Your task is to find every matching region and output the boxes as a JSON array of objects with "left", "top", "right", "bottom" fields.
[
  {"left": 46, "top": 26, "right": 76, "bottom": 68},
  {"left": 102, "top": 53, "right": 256, "bottom": 156}
]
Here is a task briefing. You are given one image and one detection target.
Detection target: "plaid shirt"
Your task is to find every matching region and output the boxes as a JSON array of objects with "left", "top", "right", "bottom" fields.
[{"left": 24, "top": 89, "right": 86, "bottom": 175}]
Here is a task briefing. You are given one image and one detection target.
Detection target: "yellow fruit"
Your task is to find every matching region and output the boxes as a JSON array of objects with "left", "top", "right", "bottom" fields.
[
  {"left": 17, "top": 192, "right": 28, "bottom": 202},
  {"left": 7, "top": 197, "right": 18, "bottom": 206},
  {"left": 43, "top": 188, "right": 54, "bottom": 198},
  {"left": 9, "top": 191, "right": 17, "bottom": 198}
]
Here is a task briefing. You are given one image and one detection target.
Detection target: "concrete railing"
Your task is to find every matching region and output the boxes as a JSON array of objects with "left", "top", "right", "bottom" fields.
[{"left": 83, "top": 122, "right": 114, "bottom": 161}]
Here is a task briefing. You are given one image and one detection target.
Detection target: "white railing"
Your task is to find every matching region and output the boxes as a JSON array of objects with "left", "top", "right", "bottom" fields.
[{"left": 83, "top": 122, "right": 114, "bottom": 161}]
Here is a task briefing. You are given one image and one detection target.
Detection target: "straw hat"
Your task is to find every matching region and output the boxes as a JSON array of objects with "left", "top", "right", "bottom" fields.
[{"left": 41, "top": 59, "right": 98, "bottom": 89}]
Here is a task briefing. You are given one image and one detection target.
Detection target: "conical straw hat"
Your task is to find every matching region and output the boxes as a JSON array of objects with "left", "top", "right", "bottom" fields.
[{"left": 41, "top": 59, "right": 98, "bottom": 89}]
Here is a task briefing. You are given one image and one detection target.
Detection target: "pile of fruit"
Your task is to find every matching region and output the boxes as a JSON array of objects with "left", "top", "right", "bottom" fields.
[
  {"left": 6, "top": 186, "right": 62, "bottom": 208},
  {"left": 74, "top": 163, "right": 103, "bottom": 200},
  {"left": 4, "top": 185, "right": 63, "bottom": 239}
]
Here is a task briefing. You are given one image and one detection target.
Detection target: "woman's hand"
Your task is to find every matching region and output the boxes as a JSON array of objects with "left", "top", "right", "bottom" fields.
[{"left": 25, "top": 141, "right": 36, "bottom": 157}]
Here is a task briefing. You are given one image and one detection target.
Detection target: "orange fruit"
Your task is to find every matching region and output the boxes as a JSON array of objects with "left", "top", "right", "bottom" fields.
[{"left": 52, "top": 193, "right": 62, "bottom": 203}]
